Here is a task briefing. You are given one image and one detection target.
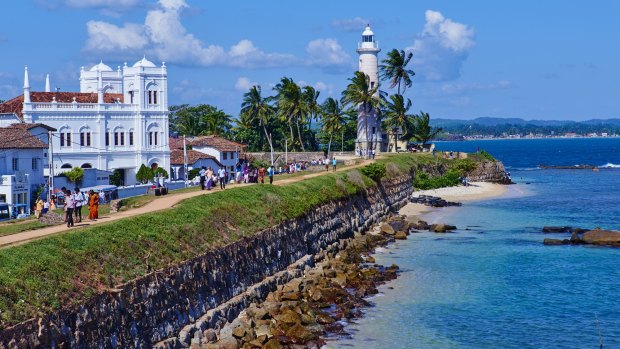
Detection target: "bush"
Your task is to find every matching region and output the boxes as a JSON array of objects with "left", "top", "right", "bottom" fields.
[
  {"left": 452, "top": 158, "right": 478, "bottom": 176},
  {"left": 188, "top": 168, "right": 201, "bottom": 181},
  {"left": 414, "top": 169, "right": 460, "bottom": 190},
  {"left": 136, "top": 164, "right": 153, "bottom": 184},
  {"left": 360, "top": 163, "right": 386, "bottom": 182},
  {"left": 153, "top": 167, "right": 169, "bottom": 179},
  {"left": 478, "top": 150, "right": 496, "bottom": 162},
  {"left": 64, "top": 167, "right": 84, "bottom": 183}
]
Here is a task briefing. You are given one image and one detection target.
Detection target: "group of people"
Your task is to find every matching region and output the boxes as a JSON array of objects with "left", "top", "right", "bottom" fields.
[
  {"left": 198, "top": 164, "right": 276, "bottom": 188},
  {"left": 60, "top": 187, "right": 100, "bottom": 228},
  {"left": 356, "top": 148, "right": 376, "bottom": 159}
]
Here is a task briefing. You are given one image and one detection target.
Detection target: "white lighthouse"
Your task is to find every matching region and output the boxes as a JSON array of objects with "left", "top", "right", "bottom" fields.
[{"left": 356, "top": 24, "right": 383, "bottom": 156}]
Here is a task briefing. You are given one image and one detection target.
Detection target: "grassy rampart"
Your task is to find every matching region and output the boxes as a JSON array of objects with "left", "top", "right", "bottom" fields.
[{"left": 0, "top": 154, "right": 425, "bottom": 327}]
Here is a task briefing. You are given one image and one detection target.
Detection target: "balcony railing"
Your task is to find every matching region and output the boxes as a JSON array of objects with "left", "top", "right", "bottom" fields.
[{"left": 28, "top": 103, "right": 163, "bottom": 112}]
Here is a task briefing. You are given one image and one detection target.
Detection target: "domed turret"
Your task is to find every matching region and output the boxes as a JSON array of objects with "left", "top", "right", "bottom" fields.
[
  {"left": 133, "top": 57, "right": 156, "bottom": 68},
  {"left": 90, "top": 61, "right": 113, "bottom": 72}
]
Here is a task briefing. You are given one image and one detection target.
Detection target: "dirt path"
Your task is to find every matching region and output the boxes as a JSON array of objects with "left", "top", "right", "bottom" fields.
[{"left": 0, "top": 160, "right": 371, "bottom": 248}]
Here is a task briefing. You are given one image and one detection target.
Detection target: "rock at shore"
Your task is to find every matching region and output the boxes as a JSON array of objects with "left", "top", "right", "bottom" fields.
[
  {"left": 394, "top": 231, "right": 407, "bottom": 240},
  {"left": 542, "top": 226, "right": 572, "bottom": 233},
  {"left": 581, "top": 229, "right": 620, "bottom": 246},
  {"left": 430, "top": 224, "right": 457, "bottom": 233}
]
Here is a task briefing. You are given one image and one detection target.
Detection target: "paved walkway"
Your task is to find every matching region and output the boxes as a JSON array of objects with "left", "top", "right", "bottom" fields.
[{"left": 0, "top": 161, "right": 370, "bottom": 248}]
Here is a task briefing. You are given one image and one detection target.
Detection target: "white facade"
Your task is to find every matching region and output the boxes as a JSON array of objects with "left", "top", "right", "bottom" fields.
[
  {"left": 355, "top": 25, "right": 384, "bottom": 154},
  {"left": 0, "top": 174, "right": 31, "bottom": 218},
  {"left": 16, "top": 58, "right": 170, "bottom": 185},
  {"left": 192, "top": 146, "right": 239, "bottom": 172}
]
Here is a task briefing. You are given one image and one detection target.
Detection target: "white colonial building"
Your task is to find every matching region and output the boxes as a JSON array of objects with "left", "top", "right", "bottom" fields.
[
  {"left": 355, "top": 25, "right": 387, "bottom": 154},
  {"left": 0, "top": 57, "right": 170, "bottom": 185}
]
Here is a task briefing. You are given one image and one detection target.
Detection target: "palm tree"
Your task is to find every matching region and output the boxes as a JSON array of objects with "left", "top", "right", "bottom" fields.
[
  {"left": 413, "top": 111, "right": 442, "bottom": 148},
  {"left": 341, "top": 71, "right": 382, "bottom": 154},
  {"left": 273, "top": 77, "right": 305, "bottom": 151},
  {"left": 303, "top": 85, "right": 321, "bottom": 131},
  {"left": 320, "top": 97, "right": 347, "bottom": 158},
  {"left": 241, "top": 85, "right": 276, "bottom": 164},
  {"left": 201, "top": 106, "right": 232, "bottom": 136},
  {"left": 379, "top": 49, "right": 415, "bottom": 95},
  {"left": 383, "top": 94, "right": 414, "bottom": 152}
]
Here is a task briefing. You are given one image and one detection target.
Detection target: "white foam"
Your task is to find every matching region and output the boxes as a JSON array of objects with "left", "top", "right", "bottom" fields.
[{"left": 600, "top": 163, "right": 620, "bottom": 168}]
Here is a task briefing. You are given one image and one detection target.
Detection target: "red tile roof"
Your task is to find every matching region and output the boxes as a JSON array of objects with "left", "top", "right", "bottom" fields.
[
  {"left": 0, "top": 126, "right": 48, "bottom": 149},
  {"left": 189, "top": 135, "right": 245, "bottom": 152},
  {"left": 0, "top": 92, "right": 124, "bottom": 119},
  {"left": 8, "top": 123, "right": 56, "bottom": 131},
  {"left": 170, "top": 149, "right": 223, "bottom": 166},
  {"left": 168, "top": 137, "right": 185, "bottom": 150}
]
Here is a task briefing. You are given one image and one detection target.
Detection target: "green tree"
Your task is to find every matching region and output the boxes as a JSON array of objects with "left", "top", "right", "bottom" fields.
[
  {"left": 136, "top": 164, "right": 153, "bottom": 184},
  {"left": 303, "top": 85, "right": 321, "bottom": 132},
  {"left": 65, "top": 167, "right": 84, "bottom": 184},
  {"left": 169, "top": 104, "right": 232, "bottom": 137},
  {"left": 274, "top": 77, "right": 305, "bottom": 151},
  {"left": 320, "top": 97, "right": 347, "bottom": 157},
  {"left": 413, "top": 111, "right": 442, "bottom": 147},
  {"left": 383, "top": 94, "right": 415, "bottom": 152},
  {"left": 109, "top": 169, "right": 124, "bottom": 186},
  {"left": 341, "top": 71, "right": 382, "bottom": 152},
  {"left": 153, "top": 167, "right": 169, "bottom": 179},
  {"left": 240, "top": 85, "right": 276, "bottom": 164},
  {"left": 379, "top": 49, "right": 415, "bottom": 95}
]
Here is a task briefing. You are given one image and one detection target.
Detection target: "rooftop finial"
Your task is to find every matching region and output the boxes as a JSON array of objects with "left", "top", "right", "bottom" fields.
[{"left": 45, "top": 74, "right": 51, "bottom": 92}]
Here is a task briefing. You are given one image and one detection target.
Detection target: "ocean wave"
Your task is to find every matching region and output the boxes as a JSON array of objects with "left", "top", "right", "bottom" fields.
[{"left": 599, "top": 163, "right": 620, "bottom": 168}]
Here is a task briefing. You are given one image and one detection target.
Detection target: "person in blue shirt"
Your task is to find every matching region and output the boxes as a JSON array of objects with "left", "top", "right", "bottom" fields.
[
  {"left": 267, "top": 165, "right": 274, "bottom": 184},
  {"left": 332, "top": 157, "right": 337, "bottom": 172}
]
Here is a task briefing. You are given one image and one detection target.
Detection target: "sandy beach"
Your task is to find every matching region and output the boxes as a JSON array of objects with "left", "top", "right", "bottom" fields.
[{"left": 399, "top": 182, "right": 508, "bottom": 217}]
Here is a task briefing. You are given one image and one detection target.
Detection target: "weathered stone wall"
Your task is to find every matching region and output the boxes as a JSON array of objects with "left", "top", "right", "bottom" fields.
[
  {"left": 0, "top": 172, "right": 413, "bottom": 349},
  {"left": 469, "top": 160, "right": 512, "bottom": 183}
]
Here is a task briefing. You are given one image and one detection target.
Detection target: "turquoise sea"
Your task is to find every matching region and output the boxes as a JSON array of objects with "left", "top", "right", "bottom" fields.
[{"left": 327, "top": 138, "right": 620, "bottom": 349}]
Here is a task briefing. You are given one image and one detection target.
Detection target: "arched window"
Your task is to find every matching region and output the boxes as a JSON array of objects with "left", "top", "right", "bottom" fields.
[
  {"left": 147, "top": 123, "right": 160, "bottom": 147},
  {"left": 61, "top": 163, "right": 72, "bottom": 169},
  {"left": 128, "top": 128, "right": 135, "bottom": 146},
  {"left": 113, "top": 126, "right": 125, "bottom": 146},
  {"left": 59, "top": 126, "right": 72, "bottom": 148},
  {"left": 79, "top": 126, "right": 91, "bottom": 147},
  {"left": 146, "top": 82, "right": 158, "bottom": 105},
  {"left": 81, "top": 163, "right": 93, "bottom": 169}
]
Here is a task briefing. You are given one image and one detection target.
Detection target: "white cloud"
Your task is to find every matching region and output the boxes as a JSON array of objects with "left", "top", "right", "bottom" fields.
[
  {"left": 83, "top": 0, "right": 297, "bottom": 68},
  {"left": 331, "top": 17, "right": 369, "bottom": 32},
  {"left": 407, "top": 10, "right": 475, "bottom": 81},
  {"left": 234, "top": 77, "right": 258, "bottom": 91},
  {"left": 305, "top": 38, "right": 352, "bottom": 72},
  {"left": 314, "top": 81, "right": 334, "bottom": 96}
]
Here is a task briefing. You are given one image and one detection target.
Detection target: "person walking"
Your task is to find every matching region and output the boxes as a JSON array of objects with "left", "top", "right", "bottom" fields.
[
  {"left": 199, "top": 167, "right": 206, "bottom": 190},
  {"left": 206, "top": 167, "right": 214, "bottom": 190},
  {"left": 35, "top": 197, "right": 44, "bottom": 218},
  {"left": 64, "top": 189, "right": 75, "bottom": 228},
  {"left": 332, "top": 157, "right": 337, "bottom": 172},
  {"left": 218, "top": 166, "right": 227, "bottom": 189},
  {"left": 43, "top": 199, "right": 50, "bottom": 215},
  {"left": 267, "top": 165, "right": 274, "bottom": 184},
  {"left": 73, "top": 188, "right": 85, "bottom": 223},
  {"left": 88, "top": 190, "right": 99, "bottom": 220},
  {"left": 258, "top": 166, "right": 265, "bottom": 184}
]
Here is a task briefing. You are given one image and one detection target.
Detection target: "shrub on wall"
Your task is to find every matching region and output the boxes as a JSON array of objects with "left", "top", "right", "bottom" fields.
[{"left": 360, "top": 163, "right": 386, "bottom": 182}]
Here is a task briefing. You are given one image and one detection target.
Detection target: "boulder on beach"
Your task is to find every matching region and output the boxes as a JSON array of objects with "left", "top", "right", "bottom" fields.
[
  {"left": 430, "top": 224, "right": 457, "bottom": 233},
  {"left": 380, "top": 223, "right": 395, "bottom": 235},
  {"left": 581, "top": 229, "right": 620, "bottom": 245},
  {"left": 394, "top": 231, "right": 407, "bottom": 240}
]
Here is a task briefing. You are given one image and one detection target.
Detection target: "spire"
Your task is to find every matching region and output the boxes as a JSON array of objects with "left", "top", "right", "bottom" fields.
[
  {"left": 23, "top": 66, "right": 31, "bottom": 103},
  {"left": 97, "top": 69, "right": 103, "bottom": 104},
  {"left": 45, "top": 74, "right": 51, "bottom": 92}
]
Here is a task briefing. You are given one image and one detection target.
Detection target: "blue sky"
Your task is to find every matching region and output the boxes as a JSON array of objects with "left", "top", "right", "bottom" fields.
[{"left": 1, "top": 0, "right": 619, "bottom": 121}]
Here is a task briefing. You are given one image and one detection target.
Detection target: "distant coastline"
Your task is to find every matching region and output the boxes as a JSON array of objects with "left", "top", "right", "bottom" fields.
[{"left": 436, "top": 135, "right": 620, "bottom": 142}]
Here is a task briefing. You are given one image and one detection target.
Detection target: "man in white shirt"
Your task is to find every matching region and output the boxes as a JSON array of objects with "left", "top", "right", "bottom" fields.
[
  {"left": 73, "top": 188, "right": 85, "bottom": 223},
  {"left": 218, "top": 167, "right": 226, "bottom": 189}
]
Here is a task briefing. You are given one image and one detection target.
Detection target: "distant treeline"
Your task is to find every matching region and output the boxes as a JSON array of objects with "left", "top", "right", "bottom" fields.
[{"left": 432, "top": 117, "right": 620, "bottom": 137}]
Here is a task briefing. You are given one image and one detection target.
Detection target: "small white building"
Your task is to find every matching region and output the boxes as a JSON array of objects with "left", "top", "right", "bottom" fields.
[
  {"left": 168, "top": 137, "right": 223, "bottom": 180},
  {"left": 0, "top": 125, "right": 52, "bottom": 218},
  {"left": 0, "top": 58, "right": 171, "bottom": 186},
  {"left": 188, "top": 135, "right": 245, "bottom": 173}
]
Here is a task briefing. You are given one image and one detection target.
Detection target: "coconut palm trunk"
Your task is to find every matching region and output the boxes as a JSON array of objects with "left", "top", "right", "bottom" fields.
[
  {"left": 295, "top": 119, "right": 305, "bottom": 152},
  {"left": 327, "top": 133, "right": 333, "bottom": 158}
]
